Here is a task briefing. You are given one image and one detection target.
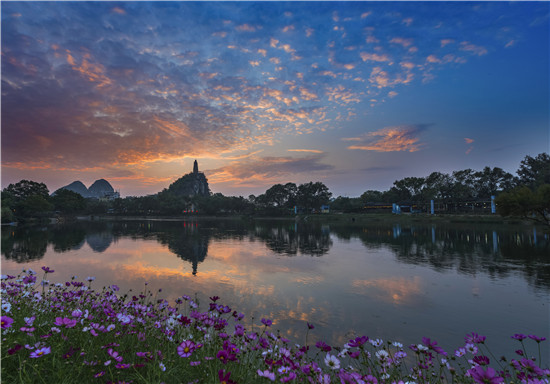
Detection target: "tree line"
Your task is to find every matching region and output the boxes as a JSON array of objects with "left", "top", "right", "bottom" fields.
[{"left": 1, "top": 153, "right": 548, "bottom": 223}]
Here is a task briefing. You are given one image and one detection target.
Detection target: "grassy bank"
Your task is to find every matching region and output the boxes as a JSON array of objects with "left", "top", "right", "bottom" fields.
[{"left": 1, "top": 269, "right": 548, "bottom": 383}]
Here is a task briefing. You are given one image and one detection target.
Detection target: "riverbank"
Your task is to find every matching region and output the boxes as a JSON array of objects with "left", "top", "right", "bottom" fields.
[{"left": 77, "top": 212, "right": 538, "bottom": 227}]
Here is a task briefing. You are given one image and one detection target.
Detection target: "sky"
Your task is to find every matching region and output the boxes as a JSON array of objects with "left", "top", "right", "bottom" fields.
[{"left": 1, "top": 1, "right": 549, "bottom": 198}]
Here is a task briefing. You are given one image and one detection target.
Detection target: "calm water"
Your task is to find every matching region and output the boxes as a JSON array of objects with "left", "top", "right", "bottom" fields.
[{"left": 2, "top": 218, "right": 549, "bottom": 362}]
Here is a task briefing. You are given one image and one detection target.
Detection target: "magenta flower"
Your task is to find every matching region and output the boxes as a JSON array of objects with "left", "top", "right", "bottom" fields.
[
  {"left": 107, "top": 348, "right": 123, "bottom": 362},
  {"left": 261, "top": 318, "right": 272, "bottom": 327},
  {"left": 512, "top": 334, "right": 527, "bottom": 341},
  {"left": 55, "top": 317, "right": 77, "bottom": 328},
  {"left": 348, "top": 335, "right": 368, "bottom": 348},
  {"left": 41, "top": 266, "right": 54, "bottom": 273},
  {"left": 469, "top": 366, "right": 504, "bottom": 384},
  {"left": 177, "top": 340, "right": 196, "bottom": 358},
  {"left": 528, "top": 334, "right": 546, "bottom": 342},
  {"left": 30, "top": 346, "right": 51, "bottom": 358},
  {"left": 473, "top": 355, "right": 490, "bottom": 366},
  {"left": 465, "top": 332, "right": 487, "bottom": 344},
  {"left": 218, "top": 369, "right": 235, "bottom": 384},
  {"left": 315, "top": 341, "right": 332, "bottom": 352},
  {"left": 1, "top": 316, "right": 14, "bottom": 329}
]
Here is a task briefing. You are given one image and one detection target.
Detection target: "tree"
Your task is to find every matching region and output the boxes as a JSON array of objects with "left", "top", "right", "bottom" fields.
[
  {"left": 296, "top": 182, "right": 332, "bottom": 212},
  {"left": 517, "top": 153, "right": 550, "bottom": 189},
  {"left": 392, "top": 177, "right": 425, "bottom": 201},
  {"left": 496, "top": 184, "right": 550, "bottom": 227},
  {"left": 473, "top": 166, "right": 515, "bottom": 198},
  {"left": 423, "top": 172, "right": 454, "bottom": 201},
  {"left": 2, "top": 180, "right": 52, "bottom": 219},
  {"left": 360, "top": 190, "right": 384, "bottom": 203},
  {"left": 51, "top": 189, "right": 86, "bottom": 214},
  {"left": 452, "top": 169, "right": 477, "bottom": 200},
  {"left": 5, "top": 180, "right": 49, "bottom": 200}
]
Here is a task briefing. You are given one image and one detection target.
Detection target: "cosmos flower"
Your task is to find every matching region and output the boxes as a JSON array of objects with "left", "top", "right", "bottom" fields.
[
  {"left": 178, "top": 340, "right": 196, "bottom": 358},
  {"left": 324, "top": 353, "right": 341, "bottom": 370},
  {"left": 1, "top": 316, "right": 14, "bottom": 329},
  {"left": 468, "top": 366, "right": 504, "bottom": 384},
  {"left": 30, "top": 346, "right": 51, "bottom": 358}
]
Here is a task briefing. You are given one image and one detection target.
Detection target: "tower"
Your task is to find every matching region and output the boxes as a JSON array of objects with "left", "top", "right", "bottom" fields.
[{"left": 193, "top": 160, "right": 198, "bottom": 174}]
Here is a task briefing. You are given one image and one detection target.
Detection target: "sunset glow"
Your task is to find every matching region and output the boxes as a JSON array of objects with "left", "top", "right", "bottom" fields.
[{"left": 2, "top": 2, "right": 548, "bottom": 196}]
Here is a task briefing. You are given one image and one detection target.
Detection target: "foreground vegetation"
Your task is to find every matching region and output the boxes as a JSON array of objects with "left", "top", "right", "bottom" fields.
[{"left": 1, "top": 268, "right": 548, "bottom": 384}]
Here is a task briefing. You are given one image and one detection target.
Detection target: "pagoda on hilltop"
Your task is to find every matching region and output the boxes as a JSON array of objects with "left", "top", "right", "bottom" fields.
[{"left": 166, "top": 160, "right": 211, "bottom": 197}]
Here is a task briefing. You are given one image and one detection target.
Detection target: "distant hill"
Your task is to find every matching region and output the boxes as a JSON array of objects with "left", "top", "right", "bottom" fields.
[{"left": 55, "top": 179, "right": 119, "bottom": 199}]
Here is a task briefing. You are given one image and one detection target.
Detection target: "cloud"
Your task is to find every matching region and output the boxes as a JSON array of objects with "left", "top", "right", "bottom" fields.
[
  {"left": 207, "top": 154, "right": 333, "bottom": 186},
  {"left": 390, "top": 37, "right": 414, "bottom": 48},
  {"left": 287, "top": 149, "right": 323, "bottom": 154},
  {"left": 459, "top": 41, "right": 488, "bottom": 56},
  {"left": 464, "top": 138, "right": 474, "bottom": 154},
  {"left": 344, "top": 125, "right": 429, "bottom": 152},
  {"left": 360, "top": 52, "right": 391, "bottom": 63}
]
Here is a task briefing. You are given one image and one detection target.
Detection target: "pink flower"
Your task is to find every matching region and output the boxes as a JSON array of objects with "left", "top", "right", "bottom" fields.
[
  {"left": 30, "top": 346, "right": 51, "bottom": 358},
  {"left": 177, "top": 340, "right": 196, "bottom": 358},
  {"left": 107, "top": 348, "right": 123, "bottom": 362},
  {"left": 257, "top": 369, "right": 275, "bottom": 381}
]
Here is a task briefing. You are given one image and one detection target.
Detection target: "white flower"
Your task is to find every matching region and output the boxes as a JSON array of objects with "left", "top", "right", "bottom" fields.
[
  {"left": 417, "top": 344, "right": 428, "bottom": 351},
  {"left": 465, "top": 343, "right": 478, "bottom": 354},
  {"left": 159, "top": 362, "right": 166, "bottom": 372},
  {"left": 2, "top": 302, "right": 12, "bottom": 313},
  {"left": 392, "top": 341, "right": 403, "bottom": 348},
  {"left": 376, "top": 349, "right": 390, "bottom": 360},
  {"left": 87, "top": 276, "right": 95, "bottom": 282},
  {"left": 369, "top": 338, "right": 383, "bottom": 347},
  {"left": 106, "top": 324, "right": 115, "bottom": 332},
  {"left": 324, "top": 353, "right": 341, "bottom": 370},
  {"left": 277, "top": 366, "right": 290, "bottom": 374}
]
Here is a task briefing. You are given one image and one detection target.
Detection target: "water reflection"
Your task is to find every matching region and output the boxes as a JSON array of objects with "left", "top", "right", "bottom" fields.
[
  {"left": 1, "top": 219, "right": 548, "bottom": 364},
  {"left": 1, "top": 219, "right": 549, "bottom": 290}
]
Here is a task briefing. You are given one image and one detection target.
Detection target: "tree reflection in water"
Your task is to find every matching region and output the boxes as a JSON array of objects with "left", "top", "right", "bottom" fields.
[{"left": 1, "top": 219, "right": 548, "bottom": 290}]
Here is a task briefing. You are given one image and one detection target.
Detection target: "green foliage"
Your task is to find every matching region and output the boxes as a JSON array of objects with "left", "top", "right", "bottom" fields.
[
  {"left": 496, "top": 184, "right": 550, "bottom": 226},
  {"left": 51, "top": 189, "right": 86, "bottom": 214},
  {"left": 517, "top": 153, "right": 550, "bottom": 189},
  {"left": 2, "top": 180, "right": 52, "bottom": 220},
  {"left": 4, "top": 179, "right": 49, "bottom": 200},
  {"left": 296, "top": 181, "right": 332, "bottom": 211}
]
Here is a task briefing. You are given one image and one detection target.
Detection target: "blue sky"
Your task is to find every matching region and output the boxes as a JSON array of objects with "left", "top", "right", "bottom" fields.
[{"left": 2, "top": 1, "right": 549, "bottom": 197}]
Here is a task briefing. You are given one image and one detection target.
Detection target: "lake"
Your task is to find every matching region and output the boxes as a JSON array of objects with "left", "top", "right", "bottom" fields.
[{"left": 1, "top": 218, "right": 548, "bottom": 362}]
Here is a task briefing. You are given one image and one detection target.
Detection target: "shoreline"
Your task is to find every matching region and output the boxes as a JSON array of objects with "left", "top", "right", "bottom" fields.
[{"left": 74, "top": 212, "right": 541, "bottom": 227}]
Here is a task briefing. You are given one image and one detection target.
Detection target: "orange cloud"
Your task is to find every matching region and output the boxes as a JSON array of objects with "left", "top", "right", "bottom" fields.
[
  {"left": 112, "top": 7, "right": 125, "bottom": 14},
  {"left": 464, "top": 138, "right": 474, "bottom": 144},
  {"left": 66, "top": 51, "right": 112, "bottom": 88},
  {"left": 344, "top": 125, "right": 427, "bottom": 152},
  {"left": 287, "top": 149, "right": 323, "bottom": 154},
  {"left": 360, "top": 52, "right": 391, "bottom": 63}
]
